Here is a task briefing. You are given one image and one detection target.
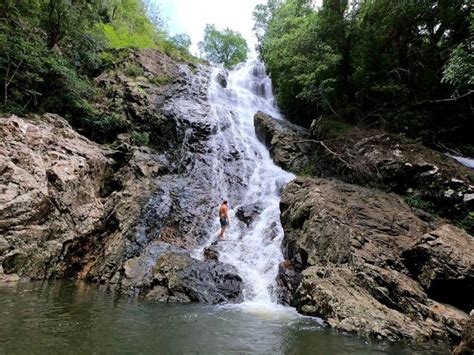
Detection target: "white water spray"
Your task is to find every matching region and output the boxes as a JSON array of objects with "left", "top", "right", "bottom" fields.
[{"left": 195, "top": 59, "right": 294, "bottom": 308}]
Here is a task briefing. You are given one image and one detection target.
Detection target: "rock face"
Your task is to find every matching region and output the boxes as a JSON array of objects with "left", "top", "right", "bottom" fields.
[
  {"left": 453, "top": 314, "right": 474, "bottom": 355},
  {"left": 0, "top": 113, "right": 111, "bottom": 281},
  {"left": 148, "top": 252, "right": 243, "bottom": 304},
  {"left": 254, "top": 111, "right": 312, "bottom": 173},
  {"left": 275, "top": 260, "right": 301, "bottom": 306},
  {"left": 0, "top": 114, "right": 163, "bottom": 283},
  {"left": 279, "top": 177, "right": 472, "bottom": 342},
  {"left": 215, "top": 69, "right": 228, "bottom": 88},
  {"left": 309, "top": 119, "right": 474, "bottom": 230},
  {"left": 0, "top": 49, "right": 245, "bottom": 305},
  {"left": 256, "top": 112, "right": 474, "bottom": 232},
  {"left": 402, "top": 225, "right": 474, "bottom": 312}
]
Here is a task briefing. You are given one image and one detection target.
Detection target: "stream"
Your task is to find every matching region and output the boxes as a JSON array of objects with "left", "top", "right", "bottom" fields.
[
  {"left": 0, "top": 60, "right": 452, "bottom": 354},
  {"left": 0, "top": 281, "right": 449, "bottom": 354}
]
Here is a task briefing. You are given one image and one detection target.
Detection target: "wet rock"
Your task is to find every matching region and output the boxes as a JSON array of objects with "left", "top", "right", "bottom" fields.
[
  {"left": 264, "top": 221, "right": 280, "bottom": 241},
  {"left": 254, "top": 111, "right": 312, "bottom": 173},
  {"left": 203, "top": 245, "right": 220, "bottom": 261},
  {"left": 402, "top": 225, "right": 474, "bottom": 312},
  {"left": 235, "top": 202, "right": 263, "bottom": 227},
  {"left": 149, "top": 252, "right": 243, "bottom": 304},
  {"left": 276, "top": 260, "right": 301, "bottom": 306},
  {"left": 120, "top": 242, "right": 189, "bottom": 290},
  {"left": 279, "top": 177, "right": 471, "bottom": 343},
  {"left": 2, "top": 252, "right": 27, "bottom": 274},
  {"left": 216, "top": 69, "right": 228, "bottom": 88},
  {"left": 453, "top": 313, "right": 474, "bottom": 355}
]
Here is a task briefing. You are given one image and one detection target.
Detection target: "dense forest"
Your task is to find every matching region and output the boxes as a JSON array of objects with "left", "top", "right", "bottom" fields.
[
  {"left": 0, "top": 0, "right": 195, "bottom": 138},
  {"left": 254, "top": 0, "right": 473, "bottom": 151},
  {"left": 2, "top": 0, "right": 473, "bottom": 152}
]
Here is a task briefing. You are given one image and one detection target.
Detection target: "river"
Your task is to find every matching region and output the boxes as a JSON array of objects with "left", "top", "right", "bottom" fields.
[
  {"left": 0, "top": 281, "right": 449, "bottom": 354},
  {"left": 0, "top": 61, "right": 452, "bottom": 354}
]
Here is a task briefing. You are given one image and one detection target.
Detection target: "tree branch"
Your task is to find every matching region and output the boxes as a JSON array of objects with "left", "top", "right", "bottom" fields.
[
  {"left": 296, "top": 139, "right": 355, "bottom": 169},
  {"left": 414, "top": 90, "right": 473, "bottom": 105}
]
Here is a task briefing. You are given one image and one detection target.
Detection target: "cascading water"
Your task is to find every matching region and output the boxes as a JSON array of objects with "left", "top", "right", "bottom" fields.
[{"left": 194, "top": 59, "right": 294, "bottom": 306}]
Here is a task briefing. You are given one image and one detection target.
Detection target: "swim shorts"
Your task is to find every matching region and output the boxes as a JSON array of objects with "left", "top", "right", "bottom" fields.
[{"left": 220, "top": 217, "right": 228, "bottom": 226}]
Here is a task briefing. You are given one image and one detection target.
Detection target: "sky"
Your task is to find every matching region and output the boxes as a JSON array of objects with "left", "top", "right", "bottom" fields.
[{"left": 154, "top": 0, "right": 268, "bottom": 55}]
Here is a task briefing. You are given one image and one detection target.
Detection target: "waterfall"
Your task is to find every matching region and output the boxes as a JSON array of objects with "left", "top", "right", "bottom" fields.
[{"left": 194, "top": 59, "right": 294, "bottom": 306}]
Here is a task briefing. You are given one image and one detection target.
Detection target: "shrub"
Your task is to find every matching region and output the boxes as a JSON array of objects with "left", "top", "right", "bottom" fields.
[
  {"left": 458, "top": 211, "right": 474, "bottom": 235},
  {"left": 124, "top": 63, "right": 144, "bottom": 77},
  {"left": 149, "top": 74, "right": 173, "bottom": 86},
  {"left": 404, "top": 194, "right": 436, "bottom": 214},
  {"left": 130, "top": 130, "right": 149, "bottom": 146}
]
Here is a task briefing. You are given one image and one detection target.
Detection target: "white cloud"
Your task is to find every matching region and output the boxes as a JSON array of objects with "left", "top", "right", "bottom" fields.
[{"left": 155, "top": 0, "right": 267, "bottom": 55}]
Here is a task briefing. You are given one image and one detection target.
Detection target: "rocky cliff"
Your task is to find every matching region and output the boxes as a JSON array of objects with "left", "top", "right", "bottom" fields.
[
  {"left": 280, "top": 178, "right": 471, "bottom": 342},
  {"left": 0, "top": 49, "right": 243, "bottom": 304},
  {"left": 255, "top": 111, "right": 473, "bottom": 346}
]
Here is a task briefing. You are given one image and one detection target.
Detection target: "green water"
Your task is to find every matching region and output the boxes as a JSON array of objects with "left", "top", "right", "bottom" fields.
[{"left": 0, "top": 281, "right": 449, "bottom": 354}]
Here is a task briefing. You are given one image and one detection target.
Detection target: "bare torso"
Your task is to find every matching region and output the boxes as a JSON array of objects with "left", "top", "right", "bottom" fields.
[{"left": 219, "top": 204, "right": 228, "bottom": 218}]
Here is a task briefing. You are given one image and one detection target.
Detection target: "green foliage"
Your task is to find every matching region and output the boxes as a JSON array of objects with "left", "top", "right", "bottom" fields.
[
  {"left": 170, "top": 34, "right": 191, "bottom": 51},
  {"left": 404, "top": 195, "right": 436, "bottom": 214},
  {"left": 442, "top": 44, "right": 474, "bottom": 96},
  {"left": 98, "top": 0, "right": 162, "bottom": 49},
  {"left": 149, "top": 74, "right": 173, "bottom": 86},
  {"left": 82, "top": 112, "right": 128, "bottom": 143},
  {"left": 316, "top": 117, "right": 353, "bottom": 139},
  {"left": 130, "top": 130, "right": 150, "bottom": 146},
  {"left": 198, "top": 24, "right": 248, "bottom": 68},
  {"left": 124, "top": 64, "right": 144, "bottom": 77},
  {"left": 0, "top": 19, "right": 48, "bottom": 114},
  {"left": 296, "top": 164, "right": 316, "bottom": 177},
  {"left": 0, "top": 0, "right": 201, "bottom": 143},
  {"left": 256, "top": 0, "right": 472, "bottom": 129},
  {"left": 253, "top": 0, "right": 282, "bottom": 53},
  {"left": 458, "top": 211, "right": 474, "bottom": 235}
]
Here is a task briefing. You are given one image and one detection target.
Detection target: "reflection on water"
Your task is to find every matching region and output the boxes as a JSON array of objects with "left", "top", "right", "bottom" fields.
[{"left": 0, "top": 281, "right": 449, "bottom": 354}]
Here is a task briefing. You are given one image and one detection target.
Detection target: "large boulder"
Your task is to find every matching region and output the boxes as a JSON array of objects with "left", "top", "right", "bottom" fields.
[
  {"left": 279, "top": 177, "right": 471, "bottom": 342},
  {"left": 235, "top": 202, "right": 263, "bottom": 227},
  {"left": 148, "top": 252, "right": 243, "bottom": 304},
  {"left": 254, "top": 111, "right": 312, "bottom": 173}
]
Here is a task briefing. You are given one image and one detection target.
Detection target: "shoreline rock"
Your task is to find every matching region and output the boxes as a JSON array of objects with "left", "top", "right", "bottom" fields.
[{"left": 279, "top": 177, "right": 472, "bottom": 343}]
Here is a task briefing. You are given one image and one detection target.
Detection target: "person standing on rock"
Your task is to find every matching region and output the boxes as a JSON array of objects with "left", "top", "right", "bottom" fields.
[{"left": 219, "top": 200, "right": 229, "bottom": 240}]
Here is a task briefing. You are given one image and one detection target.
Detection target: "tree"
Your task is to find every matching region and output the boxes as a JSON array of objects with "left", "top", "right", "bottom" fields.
[
  {"left": 253, "top": 0, "right": 281, "bottom": 54},
  {"left": 255, "top": 0, "right": 472, "bottom": 129},
  {"left": 198, "top": 24, "right": 248, "bottom": 68},
  {"left": 442, "top": 44, "right": 474, "bottom": 97},
  {"left": 0, "top": 20, "right": 47, "bottom": 111},
  {"left": 170, "top": 33, "right": 191, "bottom": 51}
]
